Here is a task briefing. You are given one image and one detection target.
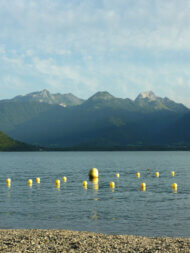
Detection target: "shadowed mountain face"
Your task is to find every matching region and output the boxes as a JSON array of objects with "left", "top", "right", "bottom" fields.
[
  {"left": 155, "top": 112, "right": 190, "bottom": 145},
  {"left": 0, "top": 90, "right": 189, "bottom": 148}
]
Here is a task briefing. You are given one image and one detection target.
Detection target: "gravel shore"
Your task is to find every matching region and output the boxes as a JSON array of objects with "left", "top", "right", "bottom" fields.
[{"left": 0, "top": 229, "right": 189, "bottom": 253}]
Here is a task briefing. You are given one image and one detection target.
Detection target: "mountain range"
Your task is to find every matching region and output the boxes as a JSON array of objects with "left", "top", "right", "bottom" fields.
[
  {"left": 1, "top": 89, "right": 84, "bottom": 107},
  {"left": 0, "top": 89, "right": 189, "bottom": 148}
]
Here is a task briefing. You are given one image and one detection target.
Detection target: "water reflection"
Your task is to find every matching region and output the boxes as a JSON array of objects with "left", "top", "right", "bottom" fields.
[
  {"left": 91, "top": 178, "right": 99, "bottom": 191},
  {"left": 83, "top": 185, "right": 87, "bottom": 190},
  {"left": 36, "top": 184, "right": 40, "bottom": 190},
  {"left": 91, "top": 211, "right": 99, "bottom": 220},
  {"left": 6, "top": 183, "right": 11, "bottom": 188},
  {"left": 56, "top": 185, "right": 60, "bottom": 191},
  {"left": 6, "top": 191, "right": 11, "bottom": 199}
]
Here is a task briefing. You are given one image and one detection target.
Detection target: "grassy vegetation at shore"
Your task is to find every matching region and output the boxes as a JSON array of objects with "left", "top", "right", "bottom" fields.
[{"left": 0, "top": 131, "right": 38, "bottom": 151}]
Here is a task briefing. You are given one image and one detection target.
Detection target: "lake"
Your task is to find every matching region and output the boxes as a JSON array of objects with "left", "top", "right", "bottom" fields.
[{"left": 0, "top": 151, "right": 189, "bottom": 237}]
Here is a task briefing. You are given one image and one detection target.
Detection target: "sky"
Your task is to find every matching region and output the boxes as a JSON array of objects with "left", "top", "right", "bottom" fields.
[{"left": 0, "top": 0, "right": 190, "bottom": 107}]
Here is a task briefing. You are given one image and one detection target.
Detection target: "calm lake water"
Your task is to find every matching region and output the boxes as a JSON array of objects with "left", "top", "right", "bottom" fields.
[{"left": 0, "top": 151, "right": 189, "bottom": 237}]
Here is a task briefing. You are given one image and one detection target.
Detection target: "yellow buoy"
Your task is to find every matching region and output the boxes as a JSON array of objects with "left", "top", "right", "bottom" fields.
[
  {"left": 62, "top": 176, "right": 67, "bottom": 182},
  {"left": 82, "top": 181, "right": 88, "bottom": 187},
  {"left": 36, "top": 177, "right": 40, "bottom": 183},
  {"left": 171, "top": 171, "right": 175, "bottom": 177},
  {"left": 155, "top": 172, "right": 159, "bottom": 178},
  {"left": 89, "top": 168, "right": 99, "bottom": 179},
  {"left": 136, "top": 172, "right": 140, "bottom": 178},
  {"left": 28, "top": 179, "right": 33, "bottom": 187},
  {"left": 109, "top": 182, "right": 115, "bottom": 188},
  {"left": 6, "top": 178, "right": 11, "bottom": 184},
  {"left": 141, "top": 182, "right": 146, "bottom": 191},
  {"left": 172, "top": 183, "right": 177, "bottom": 190},
  {"left": 55, "top": 179, "right": 60, "bottom": 186},
  {"left": 116, "top": 173, "right": 120, "bottom": 178}
]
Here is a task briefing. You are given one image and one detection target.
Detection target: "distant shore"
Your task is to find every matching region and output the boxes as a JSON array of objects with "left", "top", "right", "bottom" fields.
[
  {"left": 0, "top": 229, "right": 189, "bottom": 253},
  {"left": 2, "top": 145, "right": 190, "bottom": 152},
  {"left": 42, "top": 145, "right": 190, "bottom": 151}
]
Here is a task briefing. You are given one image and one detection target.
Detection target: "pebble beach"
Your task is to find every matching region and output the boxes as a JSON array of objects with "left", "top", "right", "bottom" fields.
[{"left": 0, "top": 229, "right": 189, "bottom": 253}]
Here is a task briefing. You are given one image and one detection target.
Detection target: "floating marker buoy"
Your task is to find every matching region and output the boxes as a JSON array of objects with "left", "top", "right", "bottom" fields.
[
  {"left": 36, "top": 177, "right": 40, "bottom": 183},
  {"left": 28, "top": 179, "right": 33, "bottom": 187},
  {"left": 109, "top": 182, "right": 115, "bottom": 188},
  {"left": 89, "top": 168, "right": 99, "bottom": 179},
  {"left": 171, "top": 171, "right": 175, "bottom": 177},
  {"left": 136, "top": 172, "right": 140, "bottom": 178},
  {"left": 82, "top": 181, "right": 88, "bottom": 187},
  {"left": 141, "top": 182, "right": 146, "bottom": 191},
  {"left": 6, "top": 178, "right": 11, "bottom": 184},
  {"left": 6, "top": 178, "right": 11, "bottom": 188},
  {"left": 116, "top": 173, "right": 120, "bottom": 178},
  {"left": 172, "top": 183, "right": 177, "bottom": 190},
  {"left": 155, "top": 172, "right": 159, "bottom": 178},
  {"left": 62, "top": 176, "right": 67, "bottom": 182},
  {"left": 55, "top": 179, "right": 60, "bottom": 187}
]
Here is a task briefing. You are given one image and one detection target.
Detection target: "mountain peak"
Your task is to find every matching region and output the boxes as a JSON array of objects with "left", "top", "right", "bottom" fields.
[
  {"left": 41, "top": 88, "right": 50, "bottom": 94},
  {"left": 11, "top": 89, "right": 84, "bottom": 106},
  {"left": 89, "top": 91, "right": 114, "bottom": 101},
  {"left": 136, "top": 91, "right": 157, "bottom": 101},
  {"left": 39, "top": 89, "right": 50, "bottom": 97}
]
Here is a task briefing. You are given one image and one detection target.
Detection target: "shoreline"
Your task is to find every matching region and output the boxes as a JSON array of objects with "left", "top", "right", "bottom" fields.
[
  {"left": 2, "top": 145, "right": 190, "bottom": 152},
  {"left": 0, "top": 229, "right": 189, "bottom": 253}
]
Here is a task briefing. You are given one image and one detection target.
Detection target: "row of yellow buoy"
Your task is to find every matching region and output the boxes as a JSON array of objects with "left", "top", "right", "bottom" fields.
[
  {"left": 82, "top": 180, "right": 177, "bottom": 192},
  {"left": 88, "top": 168, "right": 118, "bottom": 189},
  {"left": 4, "top": 169, "right": 178, "bottom": 192},
  {"left": 6, "top": 179, "right": 178, "bottom": 192},
  {"left": 28, "top": 177, "right": 41, "bottom": 186},
  {"left": 5, "top": 177, "right": 66, "bottom": 188},
  {"left": 140, "top": 182, "right": 178, "bottom": 192},
  {"left": 87, "top": 168, "right": 178, "bottom": 192},
  {"left": 136, "top": 171, "right": 175, "bottom": 178}
]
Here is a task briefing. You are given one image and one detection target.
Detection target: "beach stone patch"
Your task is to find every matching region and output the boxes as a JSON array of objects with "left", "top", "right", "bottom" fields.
[{"left": 0, "top": 229, "right": 189, "bottom": 252}]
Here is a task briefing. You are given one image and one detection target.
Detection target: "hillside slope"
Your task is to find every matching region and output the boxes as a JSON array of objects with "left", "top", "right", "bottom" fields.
[{"left": 0, "top": 131, "right": 38, "bottom": 151}]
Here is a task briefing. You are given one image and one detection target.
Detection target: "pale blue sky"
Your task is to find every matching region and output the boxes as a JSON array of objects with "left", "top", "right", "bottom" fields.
[{"left": 0, "top": 0, "right": 190, "bottom": 107}]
